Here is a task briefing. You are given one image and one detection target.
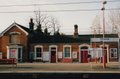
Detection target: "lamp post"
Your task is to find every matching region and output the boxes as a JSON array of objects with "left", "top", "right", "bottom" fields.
[{"left": 101, "top": 0, "right": 107, "bottom": 68}]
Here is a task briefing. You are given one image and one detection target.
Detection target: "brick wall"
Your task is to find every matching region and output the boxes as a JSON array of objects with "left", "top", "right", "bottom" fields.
[{"left": 0, "top": 26, "right": 29, "bottom": 61}]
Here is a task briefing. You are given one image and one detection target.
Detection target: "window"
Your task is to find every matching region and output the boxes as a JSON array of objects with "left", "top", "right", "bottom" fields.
[
  {"left": 36, "top": 48, "right": 42, "bottom": 57},
  {"left": 110, "top": 48, "right": 117, "bottom": 58},
  {"left": 63, "top": 45, "right": 71, "bottom": 58},
  {"left": 35, "top": 46, "right": 43, "bottom": 59},
  {"left": 9, "top": 32, "right": 20, "bottom": 44}
]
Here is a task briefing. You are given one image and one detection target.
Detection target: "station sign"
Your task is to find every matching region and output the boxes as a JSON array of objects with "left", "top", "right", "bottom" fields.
[{"left": 91, "top": 38, "right": 119, "bottom": 42}]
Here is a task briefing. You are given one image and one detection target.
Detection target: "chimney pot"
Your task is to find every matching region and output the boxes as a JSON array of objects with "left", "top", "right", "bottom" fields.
[
  {"left": 74, "top": 24, "right": 79, "bottom": 37},
  {"left": 29, "top": 18, "right": 34, "bottom": 30}
]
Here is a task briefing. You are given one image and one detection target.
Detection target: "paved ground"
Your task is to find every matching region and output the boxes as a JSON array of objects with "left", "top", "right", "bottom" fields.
[
  {"left": 0, "top": 62, "right": 120, "bottom": 73},
  {"left": 0, "top": 62, "right": 120, "bottom": 79}
]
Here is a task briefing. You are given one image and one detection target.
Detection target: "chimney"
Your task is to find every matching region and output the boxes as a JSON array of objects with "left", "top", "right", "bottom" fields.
[
  {"left": 74, "top": 24, "right": 79, "bottom": 37},
  {"left": 29, "top": 18, "right": 34, "bottom": 30}
]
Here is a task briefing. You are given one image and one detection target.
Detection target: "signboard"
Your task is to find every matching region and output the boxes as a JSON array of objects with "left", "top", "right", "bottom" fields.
[
  {"left": 10, "top": 49, "right": 16, "bottom": 58},
  {"left": 72, "top": 52, "right": 77, "bottom": 58},
  {"left": 89, "top": 48, "right": 102, "bottom": 58},
  {"left": 42, "top": 52, "right": 50, "bottom": 61},
  {"left": 91, "top": 38, "right": 119, "bottom": 42},
  {"left": 58, "top": 52, "right": 62, "bottom": 58}
]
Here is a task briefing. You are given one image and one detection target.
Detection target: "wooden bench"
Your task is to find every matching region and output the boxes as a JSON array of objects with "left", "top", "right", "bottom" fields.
[{"left": 0, "top": 58, "right": 17, "bottom": 67}]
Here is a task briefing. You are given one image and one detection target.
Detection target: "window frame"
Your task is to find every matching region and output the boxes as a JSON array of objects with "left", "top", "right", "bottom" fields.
[
  {"left": 63, "top": 45, "right": 71, "bottom": 58},
  {"left": 34, "top": 45, "right": 43, "bottom": 59},
  {"left": 110, "top": 48, "right": 117, "bottom": 58}
]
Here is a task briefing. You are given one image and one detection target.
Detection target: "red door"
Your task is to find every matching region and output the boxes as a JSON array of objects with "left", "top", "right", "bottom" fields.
[
  {"left": 104, "top": 50, "right": 107, "bottom": 63},
  {"left": 101, "top": 49, "right": 107, "bottom": 63},
  {"left": 51, "top": 48, "right": 56, "bottom": 63},
  {"left": 100, "top": 47, "right": 107, "bottom": 63},
  {"left": 81, "top": 50, "right": 88, "bottom": 63}
]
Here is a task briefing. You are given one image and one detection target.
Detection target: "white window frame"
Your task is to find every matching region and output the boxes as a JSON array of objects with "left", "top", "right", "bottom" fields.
[
  {"left": 34, "top": 45, "right": 43, "bottom": 59},
  {"left": 63, "top": 45, "right": 71, "bottom": 58},
  {"left": 110, "top": 48, "right": 117, "bottom": 58}
]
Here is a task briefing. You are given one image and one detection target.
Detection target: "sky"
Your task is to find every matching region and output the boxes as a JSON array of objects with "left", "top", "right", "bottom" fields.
[{"left": 0, "top": 0, "right": 119, "bottom": 35}]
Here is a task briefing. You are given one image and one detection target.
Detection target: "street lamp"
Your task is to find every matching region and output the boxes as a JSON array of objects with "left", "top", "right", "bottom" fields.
[{"left": 101, "top": 0, "right": 107, "bottom": 68}]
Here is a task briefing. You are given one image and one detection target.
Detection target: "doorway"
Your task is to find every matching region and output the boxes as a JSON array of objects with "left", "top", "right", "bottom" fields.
[
  {"left": 81, "top": 49, "right": 89, "bottom": 63},
  {"left": 79, "top": 44, "right": 90, "bottom": 63},
  {"left": 50, "top": 47, "right": 57, "bottom": 63},
  {"left": 100, "top": 45, "right": 109, "bottom": 63},
  {"left": 101, "top": 47, "right": 107, "bottom": 63},
  {"left": 18, "top": 48, "right": 22, "bottom": 62}
]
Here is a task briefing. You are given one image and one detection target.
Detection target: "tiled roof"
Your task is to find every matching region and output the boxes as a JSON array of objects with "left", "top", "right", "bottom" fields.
[
  {"left": 1, "top": 22, "right": 118, "bottom": 44},
  {"left": 14, "top": 23, "right": 120, "bottom": 44},
  {"left": 0, "top": 22, "right": 34, "bottom": 37},
  {"left": 30, "top": 34, "right": 118, "bottom": 44}
]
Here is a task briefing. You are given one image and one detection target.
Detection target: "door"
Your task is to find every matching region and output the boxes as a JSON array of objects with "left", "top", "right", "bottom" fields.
[
  {"left": 101, "top": 47, "right": 107, "bottom": 63},
  {"left": 104, "top": 49, "right": 107, "bottom": 63},
  {"left": 81, "top": 50, "right": 88, "bottom": 63},
  {"left": 101, "top": 49, "right": 107, "bottom": 63},
  {"left": 18, "top": 48, "right": 22, "bottom": 62},
  {"left": 50, "top": 47, "right": 56, "bottom": 63}
]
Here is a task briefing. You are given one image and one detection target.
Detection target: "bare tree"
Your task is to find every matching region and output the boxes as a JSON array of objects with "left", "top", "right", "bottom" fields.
[
  {"left": 108, "top": 10, "right": 120, "bottom": 34},
  {"left": 91, "top": 15, "right": 102, "bottom": 34},
  {"left": 34, "top": 11, "right": 61, "bottom": 35},
  {"left": 48, "top": 16, "right": 61, "bottom": 35},
  {"left": 91, "top": 10, "right": 120, "bottom": 35}
]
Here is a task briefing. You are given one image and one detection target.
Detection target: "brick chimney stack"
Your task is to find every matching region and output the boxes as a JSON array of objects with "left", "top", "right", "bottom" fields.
[
  {"left": 74, "top": 24, "right": 79, "bottom": 37},
  {"left": 29, "top": 18, "right": 34, "bottom": 30}
]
